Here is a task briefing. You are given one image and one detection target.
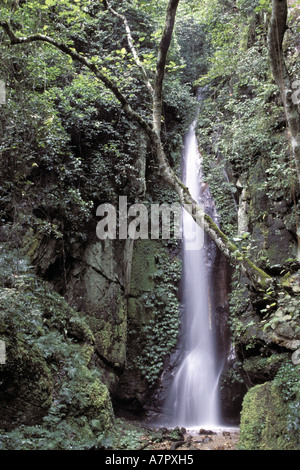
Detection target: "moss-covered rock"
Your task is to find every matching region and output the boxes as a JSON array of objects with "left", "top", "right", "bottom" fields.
[
  {"left": 242, "top": 354, "right": 289, "bottom": 384},
  {"left": 0, "top": 248, "right": 115, "bottom": 449},
  {"left": 61, "top": 239, "right": 128, "bottom": 386},
  {"left": 239, "top": 366, "right": 300, "bottom": 450},
  {"left": 114, "top": 239, "right": 181, "bottom": 412},
  {"left": 0, "top": 335, "right": 54, "bottom": 431},
  {"left": 129, "top": 239, "right": 158, "bottom": 299}
]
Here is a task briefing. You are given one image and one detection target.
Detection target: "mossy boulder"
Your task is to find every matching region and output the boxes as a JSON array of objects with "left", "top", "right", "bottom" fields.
[
  {"left": 0, "top": 250, "right": 115, "bottom": 449},
  {"left": 239, "top": 370, "right": 300, "bottom": 450},
  {"left": 0, "top": 334, "right": 54, "bottom": 431}
]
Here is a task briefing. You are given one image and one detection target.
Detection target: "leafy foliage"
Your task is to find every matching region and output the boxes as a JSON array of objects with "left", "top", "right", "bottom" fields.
[
  {"left": 273, "top": 362, "right": 300, "bottom": 444},
  {"left": 191, "top": 0, "right": 299, "bottom": 243},
  {"left": 0, "top": 244, "right": 116, "bottom": 450}
]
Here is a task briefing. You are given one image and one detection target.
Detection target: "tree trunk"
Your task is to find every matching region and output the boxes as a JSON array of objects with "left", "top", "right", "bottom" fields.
[
  {"left": 153, "top": 0, "right": 180, "bottom": 135},
  {"left": 268, "top": 0, "right": 300, "bottom": 184},
  {"left": 0, "top": 1, "right": 274, "bottom": 292}
]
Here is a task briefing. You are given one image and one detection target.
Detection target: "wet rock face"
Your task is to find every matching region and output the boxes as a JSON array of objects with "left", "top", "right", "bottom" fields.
[
  {"left": 26, "top": 234, "right": 129, "bottom": 391},
  {"left": 226, "top": 151, "right": 300, "bottom": 424},
  {"left": 208, "top": 244, "right": 239, "bottom": 423},
  {"left": 26, "top": 229, "right": 182, "bottom": 415},
  {"left": 114, "top": 239, "right": 182, "bottom": 414},
  {"left": 265, "top": 216, "right": 296, "bottom": 266},
  {"left": 64, "top": 240, "right": 128, "bottom": 383},
  {"left": 209, "top": 247, "right": 232, "bottom": 362},
  {"left": 245, "top": 155, "right": 298, "bottom": 266}
]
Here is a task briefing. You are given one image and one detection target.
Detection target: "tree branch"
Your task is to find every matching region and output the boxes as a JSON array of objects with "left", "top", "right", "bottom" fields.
[
  {"left": 0, "top": 20, "right": 152, "bottom": 135},
  {"left": 104, "top": 0, "right": 154, "bottom": 96}
]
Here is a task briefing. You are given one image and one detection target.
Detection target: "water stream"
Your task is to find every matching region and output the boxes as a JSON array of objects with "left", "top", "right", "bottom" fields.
[{"left": 162, "top": 105, "right": 224, "bottom": 429}]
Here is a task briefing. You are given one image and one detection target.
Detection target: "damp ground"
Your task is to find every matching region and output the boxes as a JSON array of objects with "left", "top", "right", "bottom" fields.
[
  {"left": 120, "top": 419, "right": 240, "bottom": 451},
  {"left": 143, "top": 427, "right": 240, "bottom": 451}
]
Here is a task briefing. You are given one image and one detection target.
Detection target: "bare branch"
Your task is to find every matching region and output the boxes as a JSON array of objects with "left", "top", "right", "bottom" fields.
[{"left": 105, "top": 0, "right": 154, "bottom": 96}]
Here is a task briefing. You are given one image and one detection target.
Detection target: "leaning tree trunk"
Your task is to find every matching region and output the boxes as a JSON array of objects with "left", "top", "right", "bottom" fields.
[
  {"left": 151, "top": 132, "right": 273, "bottom": 290},
  {"left": 0, "top": 1, "right": 274, "bottom": 292},
  {"left": 268, "top": 0, "right": 300, "bottom": 184}
]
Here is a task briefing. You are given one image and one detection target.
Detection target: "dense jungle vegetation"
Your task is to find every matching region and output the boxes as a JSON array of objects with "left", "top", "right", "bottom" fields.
[{"left": 0, "top": 0, "right": 299, "bottom": 452}]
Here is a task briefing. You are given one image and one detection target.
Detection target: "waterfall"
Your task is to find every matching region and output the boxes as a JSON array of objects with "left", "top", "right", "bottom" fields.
[{"left": 162, "top": 101, "right": 224, "bottom": 429}]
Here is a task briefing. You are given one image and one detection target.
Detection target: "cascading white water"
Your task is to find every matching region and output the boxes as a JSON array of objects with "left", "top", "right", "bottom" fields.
[{"left": 162, "top": 111, "right": 222, "bottom": 428}]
